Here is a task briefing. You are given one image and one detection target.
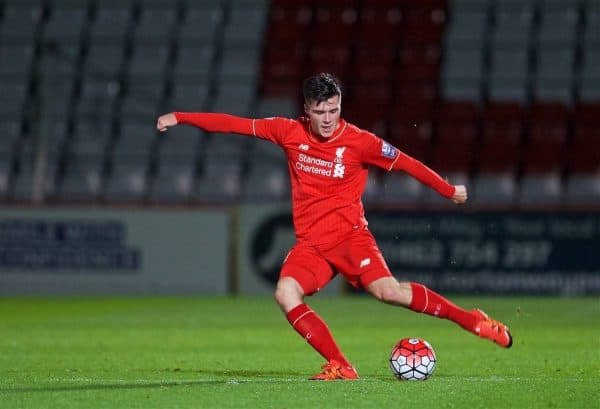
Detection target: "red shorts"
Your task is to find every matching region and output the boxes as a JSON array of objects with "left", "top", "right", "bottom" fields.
[{"left": 279, "top": 228, "right": 392, "bottom": 295}]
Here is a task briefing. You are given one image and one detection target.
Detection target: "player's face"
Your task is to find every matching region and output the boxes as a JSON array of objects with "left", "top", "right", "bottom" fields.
[{"left": 304, "top": 95, "right": 341, "bottom": 138}]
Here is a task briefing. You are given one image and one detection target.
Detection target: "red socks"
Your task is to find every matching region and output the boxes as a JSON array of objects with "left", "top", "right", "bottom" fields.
[
  {"left": 286, "top": 303, "right": 350, "bottom": 366},
  {"left": 409, "top": 282, "right": 477, "bottom": 331}
]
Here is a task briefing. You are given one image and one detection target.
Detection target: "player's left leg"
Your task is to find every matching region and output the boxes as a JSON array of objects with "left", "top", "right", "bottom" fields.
[
  {"left": 341, "top": 230, "right": 512, "bottom": 348},
  {"left": 365, "top": 278, "right": 512, "bottom": 348}
]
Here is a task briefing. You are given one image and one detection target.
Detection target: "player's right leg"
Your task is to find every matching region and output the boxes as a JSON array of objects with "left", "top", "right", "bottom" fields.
[{"left": 275, "top": 246, "right": 358, "bottom": 380}]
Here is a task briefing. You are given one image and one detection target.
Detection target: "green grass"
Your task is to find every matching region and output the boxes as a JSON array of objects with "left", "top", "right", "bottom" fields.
[{"left": 0, "top": 296, "right": 598, "bottom": 409}]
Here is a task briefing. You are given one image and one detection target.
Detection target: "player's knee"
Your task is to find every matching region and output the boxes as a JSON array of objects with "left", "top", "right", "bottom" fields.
[
  {"left": 274, "top": 278, "right": 303, "bottom": 308},
  {"left": 376, "top": 286, "right": 401, "bottom": 304}
]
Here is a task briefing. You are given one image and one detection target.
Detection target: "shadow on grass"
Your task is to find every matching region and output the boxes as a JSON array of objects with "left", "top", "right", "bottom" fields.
[{"left": 1, "top": 369, "right": 311, "bottom": 393}]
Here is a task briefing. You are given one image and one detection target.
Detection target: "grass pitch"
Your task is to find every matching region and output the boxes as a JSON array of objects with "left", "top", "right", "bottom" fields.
[{"left": 0, "top": 295, "right": 598, "bottom": 408}]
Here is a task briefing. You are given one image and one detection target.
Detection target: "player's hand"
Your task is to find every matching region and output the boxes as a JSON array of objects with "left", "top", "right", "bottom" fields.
[
  {"left": 156, "top": 113, "right": 178, "bottom": 132},
  {"left": 451, "top": 185, "right": 467, "bottom": 204}
]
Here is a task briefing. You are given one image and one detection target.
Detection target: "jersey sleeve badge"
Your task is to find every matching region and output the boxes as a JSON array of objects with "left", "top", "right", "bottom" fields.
[{"left": 381, "top": 141, "right": 398, "bottom": 159}]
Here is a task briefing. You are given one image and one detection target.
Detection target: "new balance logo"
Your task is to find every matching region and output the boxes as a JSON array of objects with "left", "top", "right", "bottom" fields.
[
  {"left": 360, "top": 258, "right": 371, "bottom": 268},
  {"left": 299, "top": 144, "right": 309, "bottom": 151}
]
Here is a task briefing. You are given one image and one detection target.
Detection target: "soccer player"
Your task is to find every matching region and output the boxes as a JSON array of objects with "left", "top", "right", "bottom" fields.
[{"left": 156, "top": 73, "right": 512, "bottom": 381}]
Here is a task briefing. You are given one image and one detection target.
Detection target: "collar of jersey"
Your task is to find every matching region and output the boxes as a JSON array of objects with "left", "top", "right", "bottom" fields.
[{"left": 307, "top": 118, "right": 347, "bottom": 143}]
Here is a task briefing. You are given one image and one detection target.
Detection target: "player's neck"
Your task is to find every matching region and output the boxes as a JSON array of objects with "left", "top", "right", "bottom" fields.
[{"left": 308, "top": 119, "right": 346, "bottom": 143}]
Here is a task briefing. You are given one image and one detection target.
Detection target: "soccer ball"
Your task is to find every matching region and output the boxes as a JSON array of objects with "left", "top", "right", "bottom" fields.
[{"left": 389, "top": 337, "right": 436, "bottom": 381}]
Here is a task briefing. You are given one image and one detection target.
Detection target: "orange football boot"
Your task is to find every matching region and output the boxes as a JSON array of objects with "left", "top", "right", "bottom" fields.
[
  {"left": 309, "top": 360, "right": 359, "bottom": 381},
  {"left": 472, "top": 309, "right": 513, "bottom": 348}
]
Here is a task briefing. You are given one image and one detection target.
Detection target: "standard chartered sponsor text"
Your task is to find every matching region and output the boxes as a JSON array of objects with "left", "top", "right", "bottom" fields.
[{"left": 296, "top": 154, "right": 333, "bottom": 176}]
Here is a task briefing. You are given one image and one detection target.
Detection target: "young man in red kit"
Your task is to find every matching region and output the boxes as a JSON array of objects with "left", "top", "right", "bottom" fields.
[{"left": 156, "top": 73, "right": 512, "bottom": 381}]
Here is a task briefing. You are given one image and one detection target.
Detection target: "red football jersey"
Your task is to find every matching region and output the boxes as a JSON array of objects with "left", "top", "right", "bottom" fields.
[
  {"left": 174, "top": 113, "right": 454, "bottom": 246},
  {"left": 252, "top": 116, "right": 399, "bottom": 245}
]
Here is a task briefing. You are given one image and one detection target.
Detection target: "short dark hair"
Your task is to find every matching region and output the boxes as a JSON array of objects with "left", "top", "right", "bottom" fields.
[{"left": 302, "top": 73, "right": 342, "bottom": 105}]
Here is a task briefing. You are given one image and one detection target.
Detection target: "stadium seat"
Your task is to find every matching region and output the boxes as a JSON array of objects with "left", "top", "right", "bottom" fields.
[
  {"left": 76, "top": 78, "right": 120, "bottom": 119},
  {"left": 132, "top": 4, "right": 177, "bottom": 45},
  {"left": 517, "top": 172, "right": 563, "bottom": 208},
  {"left": 441, "top": 47, "right": 484, "bottom": 102},
  {"left": 211, "top": 83, "right": 256, "bottom": 116},
  {"left": 266, "top": 0, "right": 313, "bottom": 46},
  {"left": 256, "top": 96, "right": 298, "bottom": 118},
  {"left": 388, "top": 99, "right": 434, "bottom": 155},
  {"left": 527, "top": 103, "right": 570, "bottom": 147},
  {"left": 573, "top": 103, "right": 600, "bottom": 149},
  {"left": 242, "top": 159, "right": 289, "bottom": 202},
  {"left": 352, "top": 46, "right": 395, "bottom": 83},
  {"left": 11, "top": 144, "right": 60, "bottom": 203},
  {"left": 472, "top": 172, "right": 517, "bottom": 208},
  {"left": 362, "top": 170, "right": 382, "bottom": 206},
  {"left": 168, "top": 83, "right": 211, "bottom": 112},
  {"left": 533, "top": 49, "right": 575, "bottom": 104},
  {"left": 479, "top": 103, "right": 524, "bottom": 175},
  {"left": 0, "top": 120, "right": 22, "bottom": 158},
  {"left": 564, "top": 174, "right": 600, "bottom": 207},
  {"left": 248, "top": 138, "right": 286, "bottom": 162},
  {"left": 356, "top": 1, "right": 402, "bottom": 43},
  {"left": 113, "top": 122, "right": 158, "bottom": 159},
  {"left": 310, "top": 3, "right": 358, "bottom": 44},
  {"left": 435, "top": 101, "right": 480, "bottom": 145},
  {"left": 579, "top": 49, "right": 600, "bottom": 102},
  {"left": 203, "top": 133, "right": 248, "bottom": 160},
  {"left": 307, "top": 44, "right": 353, "bottom": 82},
  {"left": 219, "top": 45, "right": 262, "bottom": 84},
  {"left": 42, "top": 2, "right": 89, "bottom": 44},
  {"left": 380, "top": 172, "right": 424, "bottom": 205},
  {"left": 58, "top": 153, "right": 104, "bottom": 202},
  {"left": 491, "top": 3, "right": 534, "bottom": 49},
  {"left": 127, "top": 45, "right": 170, "bottom": 79},
  {"left": 88, "top": 1, "right": 133, "bottom": 45},
  {"left": 0, "top": 2, "right": 43, "bottom": 43},
  {"left": 195, "top": 160, "right": 242, "bottom": 203},
  {"left": 222, "top": 4, "right": 268, "bottom": 48},
  {"left": 537, "top": 9, "right": 578, "bottom": 48},
  {"left": 172, "top": 45, "right": 215, "bottom": 84},
  {"left": 399, "top": 0, "right": 447, "bottom": 45},
  {"left": 0, "top": 82, "right": 29, "bottom": 119},
  {"left": 0, "top": 45, "right": 35, "bottom": 82},
  {"left": 157, "top": 125, "right": 202, "bottom": 158},
  {"left": 392, "top": 82, "right": 438, "bottom": 119},
  {"left": 344, "top": 83, "right": 392, "bottom": 132},
  {"left": 82, "top": 44, "right": 125, "bottom": 81},
  {"left": 103, "top": 156, "right": 149, "bottom": 202},
  {"left": 120, "top": 78, "right": 164, "bottom": 119},
  {"left": 444, "top": 8, "right": 488, "bottom": 49},
  {"left": 178, "top": 3, "right": 224, "bottom": 46},
  {"left": 583, "top": 5, "right": 600, "bottom": 47},
  {"left": 149, "top": 159, "right": 196, "bottom": 204},
  {"left": 261, "top": 45, "right": 306, "bottom": 95}
]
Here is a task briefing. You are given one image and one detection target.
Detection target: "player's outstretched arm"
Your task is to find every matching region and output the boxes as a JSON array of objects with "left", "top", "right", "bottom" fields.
[
  {"left": 451, "top": 185, "right": 467, "bottom": 204},
  {"left": 156, "top": 113, "right": 178, "bottom": 132}
]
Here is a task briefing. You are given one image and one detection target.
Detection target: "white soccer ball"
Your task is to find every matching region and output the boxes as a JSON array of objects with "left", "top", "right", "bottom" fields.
[{"left": 389, "top": 337, "right": 437, "bottom": 381}]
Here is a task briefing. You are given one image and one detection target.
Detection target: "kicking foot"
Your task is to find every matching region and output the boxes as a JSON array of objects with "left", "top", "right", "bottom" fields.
[
  {"left": 309, "top": 360, "right": 359, "bottom": 381},
  {"left": 472, "top": 309, "right": 513, "bottom": 348}
]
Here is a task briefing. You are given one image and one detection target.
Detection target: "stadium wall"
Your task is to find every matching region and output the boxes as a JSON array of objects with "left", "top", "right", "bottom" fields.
[
  {"left": 0, "top": 207, "right": 598, "bottom": 296},
  {"left": 0, "top": 208, "right": 230, "bottom": 295}
]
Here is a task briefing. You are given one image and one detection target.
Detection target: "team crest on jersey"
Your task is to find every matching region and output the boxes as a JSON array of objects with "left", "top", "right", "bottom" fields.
[
  {"left": 333, "top": 146, "right": 346, "bottom": 178},
  {"left": 334, "top": 147, "right": 346, "bottom": 164},
  {"left": 381, "top": 141, "right": 398, "bottom": 159}
]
